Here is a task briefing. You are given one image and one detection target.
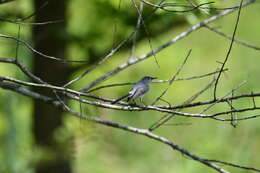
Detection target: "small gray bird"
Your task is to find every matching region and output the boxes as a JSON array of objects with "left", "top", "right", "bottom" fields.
[{"left": 111, "top": 76, "right": 156, "bottom": 104}]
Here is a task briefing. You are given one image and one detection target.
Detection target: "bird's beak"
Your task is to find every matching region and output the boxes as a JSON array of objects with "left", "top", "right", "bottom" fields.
[{"left": 151, "top": 77, "right": 157, "bottom": 80}]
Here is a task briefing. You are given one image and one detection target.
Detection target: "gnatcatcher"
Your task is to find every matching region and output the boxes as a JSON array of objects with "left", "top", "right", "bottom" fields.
[{"left": 111, "top": 76, "right": 156, "bottom": 104}]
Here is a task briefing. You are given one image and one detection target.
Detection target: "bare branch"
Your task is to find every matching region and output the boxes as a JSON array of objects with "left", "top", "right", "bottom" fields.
[
  {"left": 213, "top": 113, "right": 260, "bottom": 122},
  {"left": 0, "top": 34, "right": 87, "bottom": 63},
  {"left": 129, "top": 0, "right": 143, "bottom": 58},
  {"left": 2, "top": 75, "right": 260, "bottom": 120},
  {"left": 0, "top": 17, "right": 64, "bottom": 25},
  {"left": 0, "top": 1, "right": 64, "bottom": 25},
  {"left": 131, "top": 0, "right": 160, "bottom": 67},
  {"left": 201, "top": 80, "right": 247, "bottom": 114},
  {"left": 64, "top": 29, "right": 134, "bottom": 87},
  {"left": 141, "top": 0, "right": 215, "bottom": 13},
  {"left": 80, "top": 0, "right": 254, "bottom": 91},
  {"left": 87, "top": 68, "right": 227, "bottom": 94},
  {"left": 184, "top": 77, "right": 216, "bottom": 104},
  {"left": 206, "top": 159, "right": 260, "bottom": 173},
  {"left": 0, "top": 57, "right": 45, "bottom": 83},
  {"left": 149, "top": 76, "right": 216, "bottom": 131},
  {"left": 0, "top": 0, "right": 259, "bottom": 172},
  {"left": 0, "top": 81, "right": 230, "bottom": 173},
  {"left": 213, "top": 0, "right": 243, "bottom": 100},
  {"left": 155, "top": 68, "right": 228, "bottom": 83},
  {"left": 204, "top": 25, "right": 260, "bottom": 51},
  {"left": 3, "top": 80, "right": 260, "bottom": 173},
  {"left": 152, "top": 49, "right": 191, "bottom": 105}
]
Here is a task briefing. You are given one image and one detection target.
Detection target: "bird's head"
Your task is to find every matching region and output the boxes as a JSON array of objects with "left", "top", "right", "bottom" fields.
[{"left": 142, "top": 76, "right": 157, "bottom": 83}]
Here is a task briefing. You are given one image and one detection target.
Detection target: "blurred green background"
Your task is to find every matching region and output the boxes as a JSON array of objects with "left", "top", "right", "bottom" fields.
[{"left": 0, "top": 0, "right": 260, "bottom": 173}]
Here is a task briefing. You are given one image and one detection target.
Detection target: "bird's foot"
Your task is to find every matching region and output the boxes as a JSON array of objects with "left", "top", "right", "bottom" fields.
[{"left": 129, "top": 103, "right": 139, "bottom": 107}]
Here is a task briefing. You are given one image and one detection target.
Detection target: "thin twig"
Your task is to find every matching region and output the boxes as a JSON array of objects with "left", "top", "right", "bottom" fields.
[
  {"left": 112, "top": 0, "right": 122, "bottom": 48},
  {"left": 184, "top": 77, "right": 216, "bottom": 105},
  {"left": 87, "top": 82, "right": 134, "bottom": 93},
  {"left": 0, "top": 57, "right": 45, "bottom": 83},
  {"left": 129, "top": 0, "right": 143, "bottom": 58},
  {"left": 152, "top": 49, "right": 192, "bottom": 105},
  {"left": 206, "top": 159, "right": 260, "bottom": 173},
  {"left": 0, "top": 17, "right": 64, "bottom": 25},
  {"left": 159, "top": 91, "right": 260, "bottom": 110},
  {"left": 141, "top": 0, "right": 215, "bottom": 13},
  {"left": 202, "top": 80, "right": 247, "bottom": 114},
  {"left": 80, "top": 0, "right": 254, "bottom": 91},
  {"left": 213, "top": 0, "right": 243, "bottom": 100},
  {"left": 204, "top": 25, "right": 260, "bottom": 51},
  {"left": 131, "top": 0, "right": 160, "bottom": 67},
  {"left": 0, "top": 34, "right": 87, "bottom": 63},
  {"left": 251, "top": 92, "right": 256, "bottom": 108},
  {"left": 65, "top": 28, "right": 136, "bottom": 88},
  {"left": 149, "top": 76, "right": 216, "bottom": 131},
  {"left": 86, "top": 68, "right": 227, "bottom": 93},
  {"left": 229, "top": 91, "right": 238, "bottom": 127},
  {"left": 212, "top": 114, "right": 260, "bottom": 122},
  {"left": 0, "top": 1, "right": 64, "bottom": 25},
  {"left": 156, "top": 68, "right": 228, "bottom": 83},
  {"left": 141, "top": 0, "right": 250, "bottom": 11},
  {"left": 15, "top": 25, "right": 20, "bottom": 61}
]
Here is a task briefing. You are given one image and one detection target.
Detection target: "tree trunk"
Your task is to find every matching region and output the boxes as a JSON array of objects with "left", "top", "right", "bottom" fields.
[{"left": 32, "top": 1, "right": 71, "bottom": 173}]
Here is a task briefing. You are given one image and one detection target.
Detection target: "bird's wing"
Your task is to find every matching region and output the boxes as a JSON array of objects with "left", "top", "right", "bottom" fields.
[{"left": 128, "top": 86, "right": 148, "bottom": 101}]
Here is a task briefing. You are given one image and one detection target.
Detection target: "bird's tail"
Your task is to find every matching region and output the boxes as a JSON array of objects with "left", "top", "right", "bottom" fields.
[{"left": 111, "top": 94, "right": 130, "bottom": 104}]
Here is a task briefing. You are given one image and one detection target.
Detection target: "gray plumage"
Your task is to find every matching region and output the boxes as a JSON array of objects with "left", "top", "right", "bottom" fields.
[{"left": 111, "top": 76, "right": 156, "bottom": 104}]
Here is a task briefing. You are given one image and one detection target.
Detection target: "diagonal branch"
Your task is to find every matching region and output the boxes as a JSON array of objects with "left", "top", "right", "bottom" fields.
[
  {"left": 0, "top": 57, "right": 45, "bottom": 83},
  {"left": 80, "top": 0, "right": 255, "bottom": 92},
  {"left": 213, "top": 0, "right": 243, "bottom": 100},
  {"left": 152, "top": 49, "right": 191, "bottom": 105},
  {"left": 0, "top": 34, "right": 87, "bottom": 63},
  {"left": 2, "top": 80, "right": 260, "bottom": 173},
  {"left": 204, "top": 25, "right": 260, "bottom": 51},
  {"left": 0, "top": 80, "right": 229, "bottom": 173}
]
